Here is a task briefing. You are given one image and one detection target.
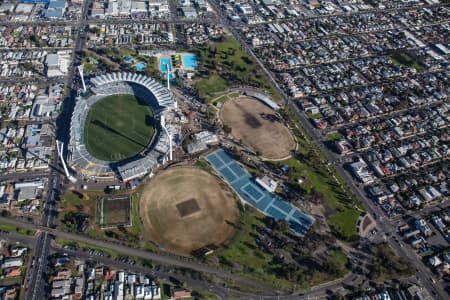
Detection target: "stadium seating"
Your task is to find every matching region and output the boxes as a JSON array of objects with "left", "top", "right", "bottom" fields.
[{"left": 68, "top": 73, "right": 178, "bottom": 180}]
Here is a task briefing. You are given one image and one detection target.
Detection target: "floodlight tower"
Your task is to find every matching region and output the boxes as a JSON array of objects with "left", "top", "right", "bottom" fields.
[
  {"left": 166, "top": 63, "right": 170, "bottom": 90},
  {"left": 56, "top": 140, "right": 77, "bottom": 183},
  {"left": 168, "top": 133, "right": 173, "bottom": 161},
  {"left": 77, "top": 64, "right": 87, "bottom": 92},
  {"left": 161, "top": 115, "right": 173, "bottom": 161}
]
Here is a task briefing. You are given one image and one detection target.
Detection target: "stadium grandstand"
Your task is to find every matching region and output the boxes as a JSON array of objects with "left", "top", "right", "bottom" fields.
[{"left": 68, "top": 72, "right": 179, "bottom": 181}]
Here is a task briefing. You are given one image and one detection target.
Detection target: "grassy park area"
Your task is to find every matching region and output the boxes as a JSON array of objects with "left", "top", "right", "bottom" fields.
[
  {"left": 275, "top": 109, "right": 364, "bottom": 241},
  {"left": 58, "top": 190, "right": 145, "bottom": 246},
  {"left": 0, "top": 224, "right": 35, "bottom": 236},
  {"left": 193, "top": 37, "right": 281, "bottom": 100},
  {"left": 369, "top": 242, "right": 413, "bottom": 282},
  {"left": 326, "top": 131, "right": 343, "bottom": 141},
  {"left": 84, "top": 94, "right": 155, "bottom": 161},
  {"left": 389, "top": 52, "right": 423, "bottom": 72},
  {"left": 215, "top": 207, "right": 350, "bottom": 290},
  {"left": 216, "top": 208, "right": 295, "bottom": 289}
]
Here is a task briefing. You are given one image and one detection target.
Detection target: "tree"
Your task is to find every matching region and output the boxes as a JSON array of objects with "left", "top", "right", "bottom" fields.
[
  {"left": 275, "top": 220, "right": 290, "bottom": 233},
  {"left": 310, "top": 187, "right": 325, "bottom": 204}
]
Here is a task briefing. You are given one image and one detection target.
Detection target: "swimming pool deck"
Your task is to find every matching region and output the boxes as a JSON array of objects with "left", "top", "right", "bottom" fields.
[{"left": 158, "top": 53, "right": 197, "bottom": 73}]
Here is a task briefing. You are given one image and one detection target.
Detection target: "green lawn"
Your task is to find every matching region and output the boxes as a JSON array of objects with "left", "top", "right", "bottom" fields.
[
  {"left": 84, "top": 94, "right": 155, "bottom": 161},
  {"left": 389, "top": 52, "right": 423, "bottom": 72},
  {"left": 308, "top": 112, "right": 323, "bottom": 120},
  {"left": 324, "top": 250, "right": 349, "bottom": 277},
  {"left": 83, "top": 62, "right": 97, "bottom": 73},
  {"left": 129, "top": 193, "right": 142, "bottom": 235},
  {"left": 328, "top": 209, "right": 361, "bottom": 239},
  {"left": 194, "top": 37, "right": 282, "bottom": 101},
  {"left": 0, "top": 224, "right": 35, "bottom": 236},
  {"left": 216, "top": 209, "right": 295, "bottom": 290},
  {"left": 328, "top": 250, "right": 348, "bottom": 267},
  {"left": 193, "top": 74, "right": 228, "bottom": 96},
  {"left": 60, "top": 192, "right": 83, "bottom": 207},
  {"left": 274, "top": 109, "right": 364, "bottom": 241},
  {"left": 326, "top": 131, "right": 342, "bottom": 141}
]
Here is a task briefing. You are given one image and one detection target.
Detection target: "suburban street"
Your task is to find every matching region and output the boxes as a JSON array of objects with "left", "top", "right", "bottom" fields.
[
  {"left": 0, "top": 0, "right": 447, "bottom": 298},
  {"left": 207, "top": 0, "right": 448, "bottom": 298}
]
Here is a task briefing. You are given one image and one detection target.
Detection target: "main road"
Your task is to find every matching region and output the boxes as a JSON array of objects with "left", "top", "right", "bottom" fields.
[
  {"left": 0, "top": 216, "right": 279, "bottom": 295},
  {"left": 2, "top": 215, "right": 364, "bottom": 299},
  {"left": 24, "top": 0, "right": 93, "bottom": 298}
]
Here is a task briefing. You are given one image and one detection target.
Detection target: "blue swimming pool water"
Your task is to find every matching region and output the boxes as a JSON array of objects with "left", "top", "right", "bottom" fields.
[
  {"left": 124, "top": 56, "right": 134, "bottom": 63},
  {"left": 159, "top": 57, "right": 172, "bottom": 73},
  {"left": 182, "top": 54, "right": 197, "bottom": 69},
  {"left": 135, "top": 62, "right": 146, "bottom": 71}
]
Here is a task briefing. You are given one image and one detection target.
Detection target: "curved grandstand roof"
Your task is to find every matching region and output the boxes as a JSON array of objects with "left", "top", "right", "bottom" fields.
[
  {"left": 68, "top": 72, "right": 176, "bottom": 178},
  {"left": 90, "top": 72, "right": 176, "bottom": 111}
]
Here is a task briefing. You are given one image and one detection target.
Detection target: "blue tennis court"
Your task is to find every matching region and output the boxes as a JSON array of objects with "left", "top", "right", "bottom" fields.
[
  {"left": 216, "top": 150, "right": 233, "bottom": 164},
  {"left": 257, "top": 196, "right": 273, "bottom": 211},
  {"left": 242, "top": 184, "right": 264, "bottom": 201},
  {"left": 207, "top": 153, "right": 223, "bottom": 169},
  {"left": 206, "top": 149, "right": 315, "bottom": 236},
  {"left": 266, "top": 206, "right": 286, "bottom": 220},
  {"left": 221, "top": 167, "right": 237, "bottom": 183},
  {"left": 293, "top": 210, "right": 315, "bottom": 227},
  {"left": 229, "top": 163, "right": 244, "bottom": 178},
  {"left": 272, "top": 199, "right": 292, "bottom": 214}
]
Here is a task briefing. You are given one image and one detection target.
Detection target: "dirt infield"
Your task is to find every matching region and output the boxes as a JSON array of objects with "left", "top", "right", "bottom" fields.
[
  {"left": 220, "top": 96, "right": 296, "bottom": 160},
  {"left": 140, "top": 167, "right": 239, "bottom": 255}
]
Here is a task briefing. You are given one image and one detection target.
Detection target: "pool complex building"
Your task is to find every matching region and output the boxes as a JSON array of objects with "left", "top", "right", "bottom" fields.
[
  {"left": 158, "top": 53, "right": 197, "bottom": 74},
  {"left": 206, "top": 149, "right": 315, "bottom": 236}
]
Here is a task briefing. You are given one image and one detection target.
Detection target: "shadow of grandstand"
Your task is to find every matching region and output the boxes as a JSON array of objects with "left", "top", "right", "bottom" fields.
[
  {"left": 145, "top": 115, "right": 155, "bottom": 126},
  {"left": 91, "top": 119, "right": 147, "bottom": 149},
  {"left": 0, "top": 125, "right": 66, "bottom": 176}
]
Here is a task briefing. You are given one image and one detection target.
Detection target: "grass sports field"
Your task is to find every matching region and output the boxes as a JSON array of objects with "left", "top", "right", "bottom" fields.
[
  {"left": 140, "top": 167, "right": 239, "bottom": 255},
  {"left": 84, "top": 94, "right": 155, "bottom": 161},
  {"left": 100, "top": 196, "right": 131, "bottom": 227},
  {"left": 220, "top": 96, "right": 296, "bottom": 160}
]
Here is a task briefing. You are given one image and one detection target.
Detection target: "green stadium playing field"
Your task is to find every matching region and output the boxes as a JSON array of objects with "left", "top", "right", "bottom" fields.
[{"left": 84, "top": 94, "right": 155, "bottom": 161}]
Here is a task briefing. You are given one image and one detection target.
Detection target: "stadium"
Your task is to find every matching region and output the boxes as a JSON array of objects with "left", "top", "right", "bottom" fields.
[{"left": 68, "top": 72, "right": 179, "bottom": 182}]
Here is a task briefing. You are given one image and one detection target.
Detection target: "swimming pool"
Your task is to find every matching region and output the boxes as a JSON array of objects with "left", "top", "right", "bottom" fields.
[
  {"left": 159, "top": 57, "right": 172, "bottom": 73},
  {"left": 135, "top": 62, "right": 146, "bottom": 71},
  {"left": 182, "top": 54, "right": 197, "bottom": 69},
  {"left": 124, "top": 56, "right": 134, "bottom": 63}
]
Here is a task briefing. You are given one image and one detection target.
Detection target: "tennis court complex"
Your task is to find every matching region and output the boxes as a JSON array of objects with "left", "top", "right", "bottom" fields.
[{"left": 206, "top": 149, "right": 315, "bottom": 236}]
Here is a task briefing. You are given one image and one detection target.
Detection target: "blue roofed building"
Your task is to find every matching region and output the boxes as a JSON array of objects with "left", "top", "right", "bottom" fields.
[{"left": 44, "top": 0, "right": 67, "bottom": 18}]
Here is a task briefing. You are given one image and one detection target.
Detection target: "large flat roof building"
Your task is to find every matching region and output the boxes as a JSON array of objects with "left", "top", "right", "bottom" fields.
[
  {"left": 44, "top": 0, "right": 67, "bottom": 18},
  {"left": 46, "top": 51, "right": 71, "bottom": 77}
]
